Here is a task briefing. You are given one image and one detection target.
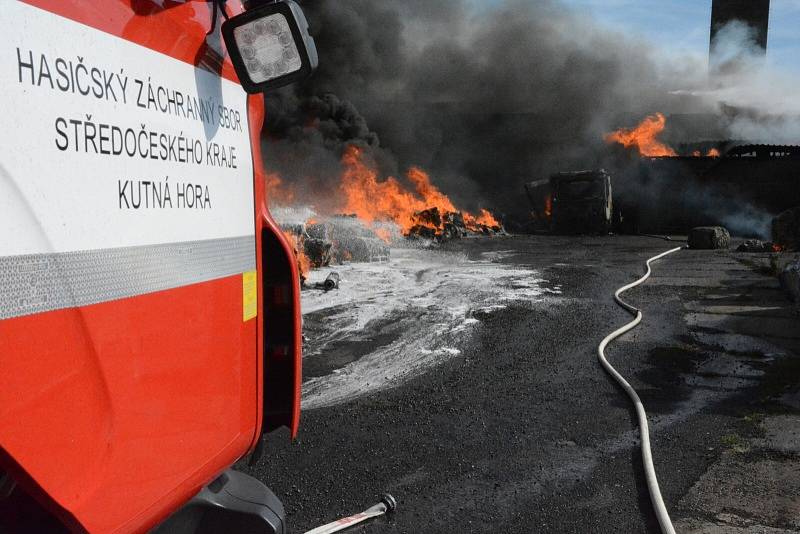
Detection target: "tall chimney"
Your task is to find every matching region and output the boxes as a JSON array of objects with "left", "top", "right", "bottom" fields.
[{"left": 710, "top": 0, "right": 770, "bottom": 56}]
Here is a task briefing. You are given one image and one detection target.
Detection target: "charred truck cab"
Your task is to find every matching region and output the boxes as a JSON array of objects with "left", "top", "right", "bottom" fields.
[
  {"left": 0, "top": 1, "right": 316, "bottom": 533},
  {"left": 550, "top": 170, "right": 613, "bottom": 235}
]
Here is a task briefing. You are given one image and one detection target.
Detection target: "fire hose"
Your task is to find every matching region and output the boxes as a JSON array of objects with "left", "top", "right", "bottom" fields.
[
  {"left": 303, "top": 494, "right": 397, "bottom": 534},
  {"left": 598, "top": 246, "right": 683, "bottom": 534}
]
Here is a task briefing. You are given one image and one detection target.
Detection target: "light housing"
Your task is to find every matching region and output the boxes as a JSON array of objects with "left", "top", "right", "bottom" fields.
[{"left": 222, "top": 0, "right": 318, "bottom": 93}]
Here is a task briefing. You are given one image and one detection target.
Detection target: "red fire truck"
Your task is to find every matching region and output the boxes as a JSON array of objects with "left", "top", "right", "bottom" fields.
[{"left": 0, "top": 1, "right": 316, "bottom": 532}]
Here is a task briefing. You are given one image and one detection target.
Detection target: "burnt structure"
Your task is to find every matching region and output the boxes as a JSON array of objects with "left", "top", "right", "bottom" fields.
[{"left": 710, "top": 0, "right": 770, "bottom": 54}]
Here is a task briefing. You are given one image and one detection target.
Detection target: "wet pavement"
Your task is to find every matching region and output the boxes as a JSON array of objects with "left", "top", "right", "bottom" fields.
[{"left": 243, "top": 235, "right": 800, "bottom": 534}]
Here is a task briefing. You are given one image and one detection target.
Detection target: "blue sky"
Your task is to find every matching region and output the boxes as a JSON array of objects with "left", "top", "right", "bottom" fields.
[{"left": 557, "top": 0, "right": 800, "bottom": 73}]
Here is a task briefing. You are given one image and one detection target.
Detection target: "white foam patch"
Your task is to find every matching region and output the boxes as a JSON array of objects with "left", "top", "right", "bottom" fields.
[
  {"left": 480, "top": 250, "right": 518, "bottom": 262},
  {"left": 301, "top": 247, "right": 559, "bottom": 409}
]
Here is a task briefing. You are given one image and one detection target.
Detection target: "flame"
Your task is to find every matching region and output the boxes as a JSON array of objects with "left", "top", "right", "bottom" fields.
[
  {"left": 407, "top": 166, "right": 458, "bottom": 215},
  {"left": 772, "top": 243, "right": 784, "bottom": 253},
  {"left": 271, "top": 146, "right": 500, "bottom": 281},
  {"left": 604, "top": 113, "right": 677, "bottom": 157},
  {"left": 693, "top": 148, "right": 722, "bottom": 157},
  {"left": 692, "top": 148, "right": 721, "bottom": 158},
  {"left": 544, "top": 194, "right": 553, "bottom": 218},
  {"left": 282, "top": 230, "right": 311, "bottom": 280},
  {"left": 464, "top": 209, "right": 500, "bottom": 230},
  {"left": 374, "top": 227, "right": 393, "bottom": 243},
  {"left": 340, "top": 146, "right": 425, "bottom": 233},
  {"left": 339, "top": 145, "right": 497, "bottom": 235},
  {"left": 265, "top": 171, "right": 294, "bottom": 204}
]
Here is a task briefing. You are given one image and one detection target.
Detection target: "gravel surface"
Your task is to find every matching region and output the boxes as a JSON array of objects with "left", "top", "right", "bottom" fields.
[{"left": 243, "top": 235, "right": 800, "bottom": 534}]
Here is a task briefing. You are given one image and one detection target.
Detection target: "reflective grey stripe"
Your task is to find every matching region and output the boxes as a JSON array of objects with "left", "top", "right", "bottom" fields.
[{"left": 0, "top": 236, "right": 255, "bottom": 320}]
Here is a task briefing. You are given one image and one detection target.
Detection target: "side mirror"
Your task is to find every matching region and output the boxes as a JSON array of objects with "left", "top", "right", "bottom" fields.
[{"left": 222, "top": 0, "right": 318, "bottom": 94}]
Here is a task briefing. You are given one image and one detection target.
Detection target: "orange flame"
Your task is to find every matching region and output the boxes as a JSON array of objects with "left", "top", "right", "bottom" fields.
[
  {"left": 374, "top": 227, "right": 393, "bottom": 243},
  {"left": 265, "top": 171, "right": 295, "bottom": 204},
  {"left": 282, "top": 230, "right": 311, "bottom": 280},
  {"left": 464, "top": 209, "right": 500, "bottom": 230},
  {"left": 604, "top": 113, "right": 677, "bottom": 157},
  {"left": 544, "top": 194, "right": 553, "bottom": 218},
  {"left": 340, "top": 145, "right": 497, "bottom": 235},
  {"left": 693, "top": 148, "right": 721, "bottom": 158},
  {"left": 340, "top": 146, "right": 425, "bottom": 233},
  {"left": 407, "top": 166, "right": 459, "bottom": 215}
]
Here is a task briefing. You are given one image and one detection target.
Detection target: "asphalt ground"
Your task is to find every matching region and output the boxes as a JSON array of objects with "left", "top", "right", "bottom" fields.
[{"left": 243, "top": 235, "right": 800, "bottom": 534}]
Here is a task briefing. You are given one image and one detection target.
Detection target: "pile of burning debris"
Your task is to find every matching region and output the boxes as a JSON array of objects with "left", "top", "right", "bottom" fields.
[
  {"left": 306, "top": 215, "right": 391, "bottom": 265},
  {"left": 272, "top": 145, "right": 504, "bottom": 284},
  {"left": 407, "top": 207, "right": 505, "bottom": 240},
  {"left": 281, "top": 215, "right": 389, "bottom": 285},
  {"left": 281, "top": 208, "right": 504, "bottom": 285},
  {"left": 336, "top": 145, "right": 504, "bottom": 241}
]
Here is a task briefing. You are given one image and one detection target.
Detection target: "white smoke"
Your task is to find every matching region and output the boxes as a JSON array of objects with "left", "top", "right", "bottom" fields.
[{"left": 673, "top": 20, "right": 800, "bottom": 144}]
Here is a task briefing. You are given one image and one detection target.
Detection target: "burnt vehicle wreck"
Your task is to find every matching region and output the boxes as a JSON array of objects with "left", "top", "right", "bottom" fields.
[{"left": 526, "top": 170, "right": 613, "bottom": 235}]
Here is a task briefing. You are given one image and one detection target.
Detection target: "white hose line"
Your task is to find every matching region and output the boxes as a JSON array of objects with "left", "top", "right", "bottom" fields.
[
  {"left": 303, "top": 507, "right": 386, "bottom": 534},
  {"left": 597, "top": 246, "right": 683, "bottom": 534},
  {"left": 303, "top": 495, "right": 396, "bottom": 534}
]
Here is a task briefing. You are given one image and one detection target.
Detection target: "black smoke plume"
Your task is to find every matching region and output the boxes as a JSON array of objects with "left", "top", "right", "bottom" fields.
[{"left": 261, "top": 0, "right": 791, "bottom": 229}]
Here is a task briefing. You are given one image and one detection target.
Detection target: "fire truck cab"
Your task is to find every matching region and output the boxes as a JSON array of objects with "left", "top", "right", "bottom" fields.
[{"left": 0, "top": 1, "right": 310, "bottom": 532}]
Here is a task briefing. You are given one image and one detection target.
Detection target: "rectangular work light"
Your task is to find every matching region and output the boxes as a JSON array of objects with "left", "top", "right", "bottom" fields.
[{"left": 222, "top": 0, "right": 318, "bottom": 93}]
